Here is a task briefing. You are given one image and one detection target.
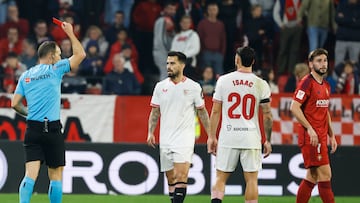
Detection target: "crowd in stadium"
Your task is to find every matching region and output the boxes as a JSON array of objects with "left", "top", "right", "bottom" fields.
[{"left": 0, "top": 0, "right": 359, "bottom": 95}]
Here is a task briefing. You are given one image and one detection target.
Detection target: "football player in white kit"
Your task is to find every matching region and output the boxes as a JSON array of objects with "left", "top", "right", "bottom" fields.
[
  {"left": 207, "top": 47, "right": 273, "bottom": 203},
  {"left": 147, "top": 51, "right": 211, "bottom": 203}
]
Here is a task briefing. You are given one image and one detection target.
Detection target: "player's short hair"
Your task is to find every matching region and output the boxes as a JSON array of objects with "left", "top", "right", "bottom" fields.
[
  {"left": 168, "top": 51, "right": 187, "bottom": 64},
  {"left": 38, "top": 41, "right": 57, "bottom": 58},
  {"left": 236, "top": 46, "right": 255, "bottom": 67},
  {"left": 308, "top": 48, "right": 328, "bottom": 61}
]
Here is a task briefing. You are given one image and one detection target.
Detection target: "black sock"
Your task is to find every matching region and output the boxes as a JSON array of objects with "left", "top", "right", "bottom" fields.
[
  {"left": 173, "top": 187, "right": 187, "bottom": 203},
  {"left": 169, "top": 192, "right": 174, "bottom": 203},
  {"left": 211, "top": 198, "right": 222, "bottom": 203}
]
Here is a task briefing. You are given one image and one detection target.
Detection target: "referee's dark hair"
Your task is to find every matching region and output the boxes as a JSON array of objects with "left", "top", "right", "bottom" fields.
[
  {"left": 168, "top": 51, "right": 187, "bottom": 64},
  {"left": 38, "top": 41, "right": 57, "bottom": 59},
  {"left": 236, "top": 46, "right": 255, "bottom": 67},
  {"left": 308, "top": 48, "right": 328, "bottom": 62}
]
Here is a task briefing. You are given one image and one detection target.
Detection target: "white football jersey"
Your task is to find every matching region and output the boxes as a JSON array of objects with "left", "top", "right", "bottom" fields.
[
  {"left": 151, "top": 77, "right": 205, "bottom": 148},
  {"left": 213, "top": 71, "right": 271, "bottom": 149}
]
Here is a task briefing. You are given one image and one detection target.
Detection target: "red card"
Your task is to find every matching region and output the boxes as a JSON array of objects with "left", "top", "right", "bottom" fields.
[{"left": 52, "top": 17, "right": 63, "bottom": 26}]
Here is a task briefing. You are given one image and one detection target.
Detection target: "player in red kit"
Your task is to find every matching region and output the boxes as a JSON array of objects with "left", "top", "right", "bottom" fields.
[{"left": 290, "top": 48, "right": 337, "bottom": 203}]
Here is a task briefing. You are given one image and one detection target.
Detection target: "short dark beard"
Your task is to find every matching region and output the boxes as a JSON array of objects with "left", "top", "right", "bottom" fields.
[
  {"left": 169, "top": 74, "right": 176, "bottom": 79},
  {"left": 314, "top": 68, "right": 326, "bottom": 76},
  {"left": 168, "top": 70, "right": 179, "bottom": 79}
]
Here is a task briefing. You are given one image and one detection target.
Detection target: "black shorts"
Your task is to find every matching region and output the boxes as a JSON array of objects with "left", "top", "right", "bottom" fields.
[{"left": 24, "top": 120, "right": 65, "bottom": 168}]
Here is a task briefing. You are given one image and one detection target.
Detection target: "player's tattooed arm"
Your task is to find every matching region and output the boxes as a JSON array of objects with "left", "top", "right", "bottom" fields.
[
  {"left": 148, "top": 107, "right": 160, "bottom": 134},
  {"left": 197, "top": 108, "right": 211, "bottom": 136},
  {"left": 261, "top": 102, "right": 273, "bottom": 142}
]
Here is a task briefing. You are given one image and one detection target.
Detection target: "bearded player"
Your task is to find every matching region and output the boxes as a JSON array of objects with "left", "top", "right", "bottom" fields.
[
  {"left": 147, "top": 51, "right": 210, "bottom": 203},
  {"left": 290, "top": 48, "right": 337, "bottom": 203}
]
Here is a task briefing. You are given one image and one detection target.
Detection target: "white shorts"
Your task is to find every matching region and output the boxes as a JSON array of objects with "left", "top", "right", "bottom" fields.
[
  {"left": 216, "top": 147, "right": 262, "bottom": 172},
  {"left": 160, "top": 147, "right": 193, "bottom": 172}
]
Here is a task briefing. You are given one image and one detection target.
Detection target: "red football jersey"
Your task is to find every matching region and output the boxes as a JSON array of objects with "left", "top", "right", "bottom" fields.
[{"left": 293, "top": 74, "right": 331, "bottom": 143}]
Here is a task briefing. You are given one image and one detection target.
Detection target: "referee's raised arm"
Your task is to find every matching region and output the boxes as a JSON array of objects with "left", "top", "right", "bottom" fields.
[{"left": 61, "top": 22, "right": 86, "bottom": 72}]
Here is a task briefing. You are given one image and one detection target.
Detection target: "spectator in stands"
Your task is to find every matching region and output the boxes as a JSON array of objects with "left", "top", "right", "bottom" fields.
[
  {"left": 132, "top": 0, "right": 162, "bottom": 80},
  {"left": 171, "top": 15, "right": 201, "bottom": 81},
  {"left": 218, "top": 0, "right": 242, "bottom": 73},
  {"left": 250, "top": 0, "right": 276, "bottom": 21},
  {"left": 60, "top": 38, "right": 73, "bottom": 59},
  {"left": 334, "top": 0, "right": 360, "bottom": 67},
  {"left": 0, "top": 0, "right": 10, "bottom": 25},
  {"left": 335, "top": 60, "right": 358, "bottom": 94},
  {"left": 104, "top": 28, "right": 138, "bottom": 74},
  {"left": 199, "top": 66, "right": 216, "bottom": 96},
  {"left": 28, "top": 20, "right": 54, "bottom": 48},
  {"left": 105, "top": 10, "right": 126, "bottom": 45},
  {"left": 0, "top": 27, "right": 23, "bottom": 64},
  {"left": 175, "top": 0, "right": 203, "bottom": 30},
  {"left": 57, "top": 0, "right": 78, "bottom": 20},
  {"left": 51, "top": 14, "right": 81, "bottom": 45},
  {"left": 263, "top": 68, "right": 279, "bottom": 93},
  {"left": 80, "top": 1, "right": 106, "bottom": 31},
  {"left": 61, "top": 71, "right": 87, "bottom": 94},
  {"left": 0, "top": 52, "right": 27, "bottom": 93},
  {"left": 284, "top": 62, "right": 309, "bottom": 93},
  {"left": 0, "top": 2, "right": 29, "bottom": 39},
  {"left": 297, "top": 0, "right": 336, "bottom": 53},
  {"left": 197, "top": 2, "right": 226, "bottom": 78},
  {"left": 121, "top": 43, "right": 144, "bottom": 84},
  {"left": 153, "top": 1, "right": 177, "bottom": 80},
  {"left": 82, "top": 25, "right": 109, "bottom": 58},
  {"left": 245, "top": 4, "right": 268, "bottom": 71},
  {"left": 132, "top": 0, "right": 161, "bottom": 35},
  {"left": 325, "top": 69, "right": 337, "bottom": 94},
  {"left": 78, "top": 40, "right": 104, "bottom": 87},
  {"left": 249, "top": 0, "right": 276, "bottom": 39},
  {"left": 104, "top": 0, "right": 134, "bottom": 29},
  {"left": 273, "top": 0, "right": 302, "bottom": 75},
  {"left": 20, "top": 38, "right": 38, "bottom": 69},
  {"left": 102, "top": 53, "right": 141, "bottom": 95}
]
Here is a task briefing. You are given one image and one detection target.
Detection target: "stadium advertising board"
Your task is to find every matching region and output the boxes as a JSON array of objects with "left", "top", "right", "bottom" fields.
[
  {"left": 0, "top": 141, "right": 358, "bottom": 196},
  {"left": 0, "top": 94, "right": 115, "bottom": 142},
  {"left": 1, "top": 94, "right": 360, "bottom": 146}
]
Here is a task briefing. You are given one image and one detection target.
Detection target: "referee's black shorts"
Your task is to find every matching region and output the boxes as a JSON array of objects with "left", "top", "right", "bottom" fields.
[{"left": 24, "top": 120, "right": 65, "bottom": 168}]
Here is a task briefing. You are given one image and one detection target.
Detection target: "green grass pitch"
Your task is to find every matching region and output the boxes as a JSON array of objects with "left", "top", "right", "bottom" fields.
[{"left": 0, "top": 194, "right": 359, "bottom": 203}]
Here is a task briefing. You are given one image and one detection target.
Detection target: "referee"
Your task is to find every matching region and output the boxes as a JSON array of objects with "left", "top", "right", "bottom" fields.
[{"left": 11, "top": 21, "right": 85, "bottom": 203}]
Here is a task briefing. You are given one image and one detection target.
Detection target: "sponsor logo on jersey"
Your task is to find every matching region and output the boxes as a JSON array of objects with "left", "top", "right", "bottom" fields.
[
  {"left": 226, "top": 125, "right": 232, "bottom": 131},
  {"left": 25, "top": 78, "right": 31, "bottom": 83},
  {"left": 316, "top": 99, "right": 329, "bottom": 107},
  {"left": 233, "top": 127, "right": 249, "bottom": 131},
  {"left": 162, "top": 89, "right": 168, "bottom": 92},
  {"left": 30, "top": 74, "right": 51, "bottom": 82},
  {"left": 295, "top": 90, "right": 305, "bottom": 100}
]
